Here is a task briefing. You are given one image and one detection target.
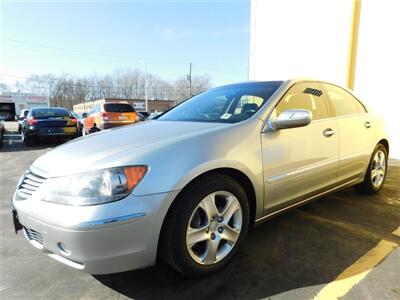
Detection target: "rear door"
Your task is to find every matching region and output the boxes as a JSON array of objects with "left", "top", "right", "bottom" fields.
[
  {"left": 84, "top": 105, "right": 98, "bottom": 129},
  {"left": 262, "top": 82, "right": 339, "bottom": 212},
  {"left": 320, "top": 83, "right": 372, "bottom": 184}
]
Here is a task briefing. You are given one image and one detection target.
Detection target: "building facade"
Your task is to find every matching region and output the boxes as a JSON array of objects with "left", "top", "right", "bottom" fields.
[
  {"left": 249, "top": 0, "right": 400, "bottom": 158},
  {"left": 0, "top": 92, "right": 50, "bottom": 120}
]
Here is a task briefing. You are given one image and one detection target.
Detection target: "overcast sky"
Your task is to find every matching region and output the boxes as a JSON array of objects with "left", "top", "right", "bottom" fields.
[{"left": 0, "top": 0, "right": 250, "bottom": 87}]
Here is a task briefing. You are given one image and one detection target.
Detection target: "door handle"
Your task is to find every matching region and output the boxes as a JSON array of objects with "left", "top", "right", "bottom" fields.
[
  {"left": 364, "top": 121, "right": 372, "bottom": 128},
  {"left": 323, "top": 128, "right": 335, "bottom": 137}
]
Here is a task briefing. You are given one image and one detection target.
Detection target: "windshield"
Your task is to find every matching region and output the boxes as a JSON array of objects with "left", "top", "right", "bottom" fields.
[
  {"left": 158, "top": 81, "right": 282, "bottom": 123},
  {"left": 31, "top": 108, "right": 71, "bottom": 119}
]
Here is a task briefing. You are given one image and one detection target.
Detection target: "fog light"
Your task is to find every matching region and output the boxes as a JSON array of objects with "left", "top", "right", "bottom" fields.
[{"left": 57, "top": 242, "right": 71, "bottom": 256}]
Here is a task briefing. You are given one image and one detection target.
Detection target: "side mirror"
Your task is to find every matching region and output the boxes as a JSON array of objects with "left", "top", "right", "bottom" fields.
[
  {"left": 266, "top": 109, "right": 312, "bottom": 131},
  {"left": 82, "top": 112, "right": 87, "bottom": 119}
]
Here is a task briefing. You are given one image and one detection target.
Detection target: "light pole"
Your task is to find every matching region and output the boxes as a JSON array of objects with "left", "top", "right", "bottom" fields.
[
  {"left": 188, "top": 62, "right": 192, "bottom": 98},
  {"left": 143, "top": 62, "right": 149, "bottom": 112}
]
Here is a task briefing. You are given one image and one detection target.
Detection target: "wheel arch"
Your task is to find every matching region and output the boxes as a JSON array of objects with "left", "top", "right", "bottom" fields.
[
  {"left": 378, "top": 139, "right": 389, "bottom": 154},
  {"left": 157, "top": 167, "right": 258, "bottom": 256}
]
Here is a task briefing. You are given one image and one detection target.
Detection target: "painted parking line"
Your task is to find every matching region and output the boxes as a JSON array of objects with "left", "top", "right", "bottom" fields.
[
  {"left": 393, "top": 226, "right": 400, "bottom": 237},
  {"left": 313, "top": 239, "right": 398, "bottom": 300}
]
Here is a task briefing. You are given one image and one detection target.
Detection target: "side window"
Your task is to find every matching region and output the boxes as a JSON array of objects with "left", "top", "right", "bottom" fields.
[
  {"left": 323, "top": 84, "right": 366, "bottom": 116},
  {"left": 271, "top": 83, "right": 329, "bottom": 120}
]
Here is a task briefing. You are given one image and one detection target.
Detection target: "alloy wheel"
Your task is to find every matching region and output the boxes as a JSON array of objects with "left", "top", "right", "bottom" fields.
[
  {"left": 186, "top": 191, "right": 242, "bottom": 265},
  {"left": 371, "top": 149, "right": 386, "bottom": 188}
]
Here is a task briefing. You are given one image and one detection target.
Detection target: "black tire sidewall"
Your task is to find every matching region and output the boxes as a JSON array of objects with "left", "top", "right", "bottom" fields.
[
  {"left": 166, "top": 175, "right": 250, "bottom": 276},
  {"left": 23, "top": 133, "right": 35, "bottom": 146}
]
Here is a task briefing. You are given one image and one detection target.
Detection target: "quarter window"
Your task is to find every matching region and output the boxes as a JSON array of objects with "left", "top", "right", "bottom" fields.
[
  {"left": 271, "top": 83, "right": 329, "bottom": 120},
  {"left": 323, "top": 84, "right": 366, "bottom": 116}
]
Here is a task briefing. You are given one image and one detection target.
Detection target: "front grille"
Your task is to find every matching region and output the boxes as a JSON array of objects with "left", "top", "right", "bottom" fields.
[
  {"left": 24, "top": 227, "right": 43, "bottom": 245},
  {"left": 16, "top": 170, "right": 47, "bottom": 200}
]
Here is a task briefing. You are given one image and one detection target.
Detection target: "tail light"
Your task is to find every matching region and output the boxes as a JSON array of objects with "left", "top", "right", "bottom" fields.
[
  {"left": 101, "top": 112, "right": 109, "bottom": 121},
  {"left": 70, "top": 117, "right": 77, "bottom": 123},
  {"left": 27, "top": 117, "right": 38, "bottom": 126}
]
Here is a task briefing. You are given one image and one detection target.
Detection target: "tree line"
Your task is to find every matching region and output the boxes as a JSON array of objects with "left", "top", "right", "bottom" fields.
[{"left": 3, "top": 69, "right": 211, "bottom": 110}]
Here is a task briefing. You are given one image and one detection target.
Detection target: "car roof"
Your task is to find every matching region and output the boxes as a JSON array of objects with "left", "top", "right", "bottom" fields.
[{"left": 30, "top": 107, "right": 68, "bottom": 111}]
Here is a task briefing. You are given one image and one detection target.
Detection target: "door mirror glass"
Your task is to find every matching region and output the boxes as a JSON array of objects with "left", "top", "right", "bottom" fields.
[{"left": 267, "top": 109, "right": 312, "bottom": 131}]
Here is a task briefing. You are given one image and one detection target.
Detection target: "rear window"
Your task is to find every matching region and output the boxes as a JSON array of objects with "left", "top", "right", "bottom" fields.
[
  {"left": 31, "top": 108, "right": 71, "bottom": 119},
  {"left": 104, "top": 103, "right": 135, "bottom": 113}
]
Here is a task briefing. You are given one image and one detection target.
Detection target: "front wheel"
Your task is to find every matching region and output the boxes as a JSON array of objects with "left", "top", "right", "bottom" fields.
[
  {"left": 355, "top": 143, "right": 388, "bottom": 194},
  {"left": 160, "top": 174, "right": 250, "bottom": 277}
]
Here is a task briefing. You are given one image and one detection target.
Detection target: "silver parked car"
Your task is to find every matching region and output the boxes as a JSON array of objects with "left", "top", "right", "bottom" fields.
[{"left": 12, "top": 79, "right": 389, "bottom": 276}]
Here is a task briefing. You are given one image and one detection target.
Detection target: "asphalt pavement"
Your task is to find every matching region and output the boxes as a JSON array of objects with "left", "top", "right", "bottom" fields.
[{"left": 1, "top": 125, "right": 399, "bottom": 300}]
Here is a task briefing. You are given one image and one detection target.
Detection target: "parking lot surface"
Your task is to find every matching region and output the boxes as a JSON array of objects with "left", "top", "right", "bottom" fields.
[{"left": 1, "top": 125, "right": 399, "bottom": 300}]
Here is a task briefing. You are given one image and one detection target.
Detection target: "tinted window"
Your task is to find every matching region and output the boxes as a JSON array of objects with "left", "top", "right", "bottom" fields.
[
  {"left": 139, "top": 111, "right": 149, "bottom": 117},
  {"left": 158, "top": 81, "right": 283, "bottom": 123},
  {"left": 31, "top": 108, "right": 70, "bottom": 119},
  {"left": 323, "top": 84, "right": 366, "bottom": 116},
  {"left": 271, "top": 83, "right": 329, "bottom": 120},
  {"left": 104, "top": 103, "right": 135, "bottom": 113}
]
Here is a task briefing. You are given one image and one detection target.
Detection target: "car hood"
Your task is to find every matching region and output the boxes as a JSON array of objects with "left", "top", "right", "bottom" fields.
[{"left": 31, "top": 120, "right": 228, "bottom": 177}]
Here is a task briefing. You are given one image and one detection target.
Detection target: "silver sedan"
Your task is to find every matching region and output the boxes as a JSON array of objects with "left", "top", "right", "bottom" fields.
[{"left": 12, "top": 79, "right": 389, "bottom": 276}]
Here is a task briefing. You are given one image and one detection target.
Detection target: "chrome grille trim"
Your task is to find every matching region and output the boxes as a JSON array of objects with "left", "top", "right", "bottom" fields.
[
  {"left": 24, "top": 227, "right": 43, "bottom": 245},
  {"left": 16, "top": 170, "right": 47, "bottom": 200}
]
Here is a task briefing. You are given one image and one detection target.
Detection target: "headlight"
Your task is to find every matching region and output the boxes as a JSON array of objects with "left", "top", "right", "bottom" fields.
[{"left": 39, "top": 166, "right": 147, "bottom": 206}]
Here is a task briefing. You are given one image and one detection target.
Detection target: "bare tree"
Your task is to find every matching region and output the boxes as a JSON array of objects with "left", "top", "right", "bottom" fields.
[{"left": 13, "top": 69, "right": 212, "bottom": 110}]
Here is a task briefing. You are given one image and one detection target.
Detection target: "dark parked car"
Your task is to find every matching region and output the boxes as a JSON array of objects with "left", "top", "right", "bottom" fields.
[
  {"left": 21, "top": 107, "right": 79, "bottom": 146},
  {"left": 17, "top": 109, "right": 30, "bottom": 133},
  {"left": 137, "top": 111, "right": 150, "bottom": 121},
  {"left": 0, "top": 117, "right": 4, "bottom": 147}
]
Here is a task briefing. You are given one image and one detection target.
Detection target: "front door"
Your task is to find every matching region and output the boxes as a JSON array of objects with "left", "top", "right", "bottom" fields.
[{"left": 261, "top": 82, "right": 339, "bottom": 213}]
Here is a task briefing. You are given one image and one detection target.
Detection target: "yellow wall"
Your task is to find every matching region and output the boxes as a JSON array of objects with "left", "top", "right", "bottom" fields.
[{"left": 250, "top": 0, "right": 399, "bottom": 158}]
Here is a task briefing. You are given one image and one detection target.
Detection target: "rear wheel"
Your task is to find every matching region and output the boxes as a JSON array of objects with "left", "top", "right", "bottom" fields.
[
  {"left": 160, "top": 174, "right": 250, "bottom": 277},
  {"left": 22, "top": 132, "right": 36, "bottom": 146},
  {"left": 355, "top": 143, "right": 388, "bottom": 194}
]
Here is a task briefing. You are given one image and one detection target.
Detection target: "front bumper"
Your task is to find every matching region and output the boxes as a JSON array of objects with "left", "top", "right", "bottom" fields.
[{"left": 12, "top": 190, "right": 179, "bottom": 274}]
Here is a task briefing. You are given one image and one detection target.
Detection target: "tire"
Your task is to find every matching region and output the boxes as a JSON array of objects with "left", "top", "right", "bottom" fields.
[
  {"left": 355, "top": 143, "right": 388, "bottom": 194},
  {"left": 23, "top": 133, "right": 36, "bottom": 146},
  {"left": 160, "top": 174, "right": 250, "bottom": 277}
]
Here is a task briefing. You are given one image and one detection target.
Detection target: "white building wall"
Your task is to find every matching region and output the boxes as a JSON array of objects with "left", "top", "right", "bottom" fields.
[{"left": 249, "top": 0, "right": 399, "bottom": 158}]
